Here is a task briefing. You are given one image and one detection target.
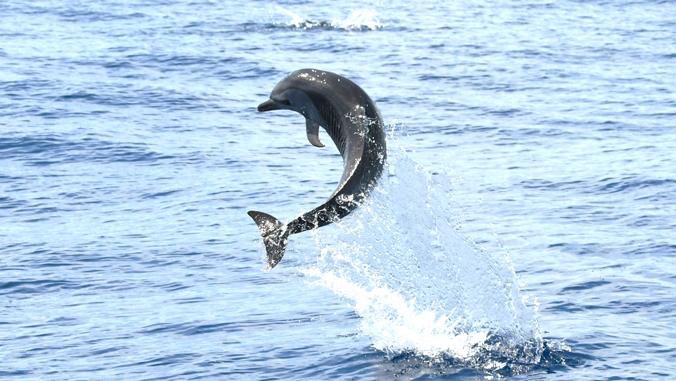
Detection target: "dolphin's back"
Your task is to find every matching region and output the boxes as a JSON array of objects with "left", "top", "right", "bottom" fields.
[{"left": 287, "top": 76, "right": 386, "bottom": 234}]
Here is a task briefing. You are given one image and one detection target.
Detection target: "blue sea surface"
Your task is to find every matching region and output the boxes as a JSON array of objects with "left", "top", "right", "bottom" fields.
[{"left": 1, "top": 1, "right": 675, "bottom": 380}]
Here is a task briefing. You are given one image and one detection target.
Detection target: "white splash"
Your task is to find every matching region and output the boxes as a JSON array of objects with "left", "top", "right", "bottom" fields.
[
  {"left": 273, "top": 6, "right": 382, "bottom": 31},
  {"left": 274, "top": 6, "right": 305, "bottom": 28},
  {"left": 299, "top": 141, "right": 542, "bottom": 365},
  {"left": 334, "top": 9, "right": 382, "bottom": 31}
]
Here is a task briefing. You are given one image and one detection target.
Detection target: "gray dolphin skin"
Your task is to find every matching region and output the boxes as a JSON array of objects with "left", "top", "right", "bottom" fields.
[{"left": 248, "top": 68, "right": 387, "bottom": 268}]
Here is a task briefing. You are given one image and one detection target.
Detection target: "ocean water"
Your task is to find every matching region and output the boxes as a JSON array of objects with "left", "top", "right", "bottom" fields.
[{"left": 1, "top": 0, "right": 674, "bottom": 379}]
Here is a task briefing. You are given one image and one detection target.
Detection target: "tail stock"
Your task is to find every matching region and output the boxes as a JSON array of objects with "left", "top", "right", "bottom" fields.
[{"left": 247, "top": 210, "right": 290, "bottom": 268}]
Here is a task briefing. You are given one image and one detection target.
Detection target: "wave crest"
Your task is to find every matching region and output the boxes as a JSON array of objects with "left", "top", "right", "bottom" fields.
[{"left": 274, "top": 7, "right": 382, "bottom": 31}]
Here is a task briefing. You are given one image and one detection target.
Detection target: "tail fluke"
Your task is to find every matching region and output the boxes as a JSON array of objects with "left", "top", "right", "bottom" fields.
[{"left": 247, "top": 210, "right": 290, "bottom": 268}]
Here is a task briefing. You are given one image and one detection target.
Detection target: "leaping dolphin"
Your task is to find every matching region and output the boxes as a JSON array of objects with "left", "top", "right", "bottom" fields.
[{"left": 248, "top": 68, "right": 387, "bottom": 268}]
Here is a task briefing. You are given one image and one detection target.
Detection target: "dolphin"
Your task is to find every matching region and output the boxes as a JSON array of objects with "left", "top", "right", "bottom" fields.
[{"left": 248, "top": 68, "right": 387, "bottom": 268}]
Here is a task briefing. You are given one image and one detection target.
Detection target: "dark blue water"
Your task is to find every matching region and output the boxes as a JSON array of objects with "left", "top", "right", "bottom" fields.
[{"left": 1, "top": 1, "right": 674, "bottom": 379}]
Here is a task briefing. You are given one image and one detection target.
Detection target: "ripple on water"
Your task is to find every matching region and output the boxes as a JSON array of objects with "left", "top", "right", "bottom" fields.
[
  {"left": 0, "top": 135, "right": 174, "bottom": 165},
  {"left": 0, "top": 0, "right": 674, "bottom": 379}
]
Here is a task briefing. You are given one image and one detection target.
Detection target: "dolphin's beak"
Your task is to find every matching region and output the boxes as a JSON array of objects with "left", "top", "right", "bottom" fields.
[{"left": 257, "top": 99, "right": 280, "bottom": 112}]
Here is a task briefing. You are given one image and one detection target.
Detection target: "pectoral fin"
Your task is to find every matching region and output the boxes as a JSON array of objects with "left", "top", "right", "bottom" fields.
[{"left": 306, "top": 119, "right": 325, "bottom": 148}]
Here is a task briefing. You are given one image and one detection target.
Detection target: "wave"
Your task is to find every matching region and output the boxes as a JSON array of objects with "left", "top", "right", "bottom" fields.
[
  {"left": 295, "top": 138, "right": 565, "bottom": 374},
  {"left": 272, "top": 7, "right": 383, "bottom": 31}
]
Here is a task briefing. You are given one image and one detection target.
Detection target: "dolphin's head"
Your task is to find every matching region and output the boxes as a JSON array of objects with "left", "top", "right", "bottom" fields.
[
  {"left": 258, "top": 69, "right": 336, "bottom": 147},
  {"left": 257, "top": 69, "right": 329, "bottom": 115},
  {"left": 257, "top": 87, "right": 310, "bottom": 114}
]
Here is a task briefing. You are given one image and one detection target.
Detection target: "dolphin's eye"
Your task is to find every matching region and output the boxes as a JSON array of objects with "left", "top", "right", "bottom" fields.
[{"left": 279, "top": 99, "right": 291, "bottom": 106}]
